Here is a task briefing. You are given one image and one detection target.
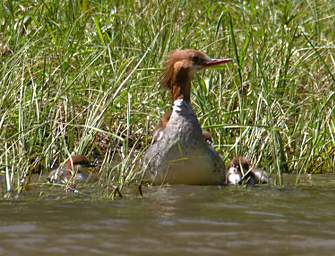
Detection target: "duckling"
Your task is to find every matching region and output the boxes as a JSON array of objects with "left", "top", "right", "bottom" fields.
[
  {"left": 47, "top": 155, "right": 96, "bottom": 184},
  {"left": 227, "top": 156, "right": 268, "bottom": 185}
]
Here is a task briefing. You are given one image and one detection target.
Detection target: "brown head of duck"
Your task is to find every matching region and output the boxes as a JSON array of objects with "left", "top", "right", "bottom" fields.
[{"left": 161, "top": 49, "right": 231, "bottom": 102}]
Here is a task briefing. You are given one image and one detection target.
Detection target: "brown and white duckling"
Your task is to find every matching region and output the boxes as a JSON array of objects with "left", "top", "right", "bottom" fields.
[
  {"left": 227, "top": 156, "right": 268, "bottom": 185},
  {"left": 47, "top": 155, "right": 96, "bottom": 184}
]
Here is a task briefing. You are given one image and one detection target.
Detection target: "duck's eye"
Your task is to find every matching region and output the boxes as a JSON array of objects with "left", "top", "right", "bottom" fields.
[{"left": 192, "top": 56, "right": 201, "bottom": 64}]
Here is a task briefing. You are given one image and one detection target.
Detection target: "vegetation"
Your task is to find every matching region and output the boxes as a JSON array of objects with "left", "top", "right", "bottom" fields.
[{"left": 0, "top": 0, "right": 334, "bottom": 195}]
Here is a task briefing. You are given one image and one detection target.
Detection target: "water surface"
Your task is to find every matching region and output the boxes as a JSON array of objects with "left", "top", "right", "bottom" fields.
[{"left": 1, "top": 175, "right": 335, "bottom": 255}]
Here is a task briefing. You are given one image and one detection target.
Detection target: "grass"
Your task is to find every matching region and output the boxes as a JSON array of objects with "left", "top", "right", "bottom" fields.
[{"left": 0, "top": 0, "right": 334, "bottom": 196}]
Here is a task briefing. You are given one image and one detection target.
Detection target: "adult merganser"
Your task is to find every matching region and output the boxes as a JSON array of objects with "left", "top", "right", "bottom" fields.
[{"left": 143, "top": 49, "right": 231, "bottom": 185}]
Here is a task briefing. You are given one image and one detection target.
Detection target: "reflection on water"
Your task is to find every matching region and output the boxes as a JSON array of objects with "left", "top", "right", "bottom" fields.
[{"left": 1, "top": 175, "right": 335, "bottom": 255}]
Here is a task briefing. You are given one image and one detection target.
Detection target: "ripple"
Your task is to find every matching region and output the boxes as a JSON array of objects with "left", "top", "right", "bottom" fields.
[{"left": 0, "top": 223, "right": 36, "bottom": 233}]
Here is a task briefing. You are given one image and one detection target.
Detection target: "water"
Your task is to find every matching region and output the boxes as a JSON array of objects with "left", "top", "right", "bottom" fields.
[{"left": 1, "top": 175, "right": 335, "bottom": 255}]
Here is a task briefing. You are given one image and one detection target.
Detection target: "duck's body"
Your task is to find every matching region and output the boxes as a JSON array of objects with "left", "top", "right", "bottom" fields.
[
  {"left": 153, "top": 110, "right": 213, "bottom": 145},
  {"left": 143, "top": 99, "right": 225, "bottom": 185}
]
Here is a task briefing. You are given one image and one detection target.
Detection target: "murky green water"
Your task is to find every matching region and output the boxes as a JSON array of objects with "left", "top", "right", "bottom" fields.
[{"left": 1, "top": 175, "right": 335, "bottom": 255}]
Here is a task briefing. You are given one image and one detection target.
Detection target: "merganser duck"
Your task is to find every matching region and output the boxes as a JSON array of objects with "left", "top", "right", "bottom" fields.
[{"left": 143, "top": 49, "right": 231, "bottom": 185}]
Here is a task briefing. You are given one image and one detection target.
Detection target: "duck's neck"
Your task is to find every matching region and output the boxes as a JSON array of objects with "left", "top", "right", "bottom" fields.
[
  {"left": 172, "top": 82, "right": 191, "bottom": 102},
  {"left": 171, "top": 69, "right": 193, "bottom": 102}
]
